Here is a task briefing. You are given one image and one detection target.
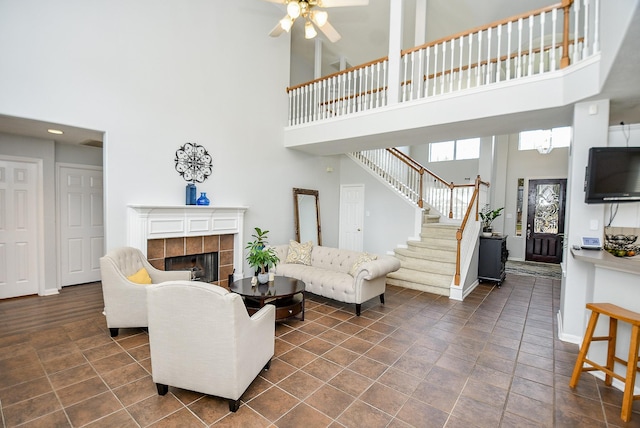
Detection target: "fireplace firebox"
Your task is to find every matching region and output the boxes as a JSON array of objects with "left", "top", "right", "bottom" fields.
[{"left": 165, "top": 252, "right": 218, "bottom": 283}]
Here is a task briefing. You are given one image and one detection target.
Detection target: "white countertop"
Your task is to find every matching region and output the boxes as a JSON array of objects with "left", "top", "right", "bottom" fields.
[{"left": 570, "top": 248, "right": 640, "bottom": 275}]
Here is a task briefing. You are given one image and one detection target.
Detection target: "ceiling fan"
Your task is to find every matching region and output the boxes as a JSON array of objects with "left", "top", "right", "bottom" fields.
[{"left": 264, "top": 0, "right": 369, "bottom": 43}]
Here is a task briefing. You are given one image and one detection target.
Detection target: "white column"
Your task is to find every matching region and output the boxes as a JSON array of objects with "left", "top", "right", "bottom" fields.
[
  {"left": 387, "top": 0, "right": 404, "bottom": 105},
  {"left": 559, "top": 99, "right": 609, "bottom": 343},
  {"left": 314, "top": 38, "right": 323, "bottom": 79},
  {"left": 414, "top": 0, "right": 427, "bottom": 46}
]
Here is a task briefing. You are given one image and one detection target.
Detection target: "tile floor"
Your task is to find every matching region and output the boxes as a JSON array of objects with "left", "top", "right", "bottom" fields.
[{"left": 1, "top": 273, "right": 639, "bottom": 427}]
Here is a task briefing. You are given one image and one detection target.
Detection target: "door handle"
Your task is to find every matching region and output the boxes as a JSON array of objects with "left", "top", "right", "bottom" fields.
[{"left": 526, "top": 224, "right": 531, "bottom": 240}]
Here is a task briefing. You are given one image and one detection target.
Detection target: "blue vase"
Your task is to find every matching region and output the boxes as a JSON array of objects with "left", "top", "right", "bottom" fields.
[
  {"left": 196, "top": 192, "right": 210, "bottom": 206},
  {"left": 186, "top": 183, "right": 197, "bottom": 205}
]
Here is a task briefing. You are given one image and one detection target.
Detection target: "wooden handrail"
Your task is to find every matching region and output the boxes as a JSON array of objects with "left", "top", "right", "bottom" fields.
[
  {"left": 454, "top": 175, "right": 485, "bottom": 285},
  {"left": 420, "top": 37, "right": 584, "bottom": 81},
  {"left": 286, "top": 56, "right": 388, "bottom": 93},
  {"left": 402, "top": 2, "right": 569, "bottom": 56}
]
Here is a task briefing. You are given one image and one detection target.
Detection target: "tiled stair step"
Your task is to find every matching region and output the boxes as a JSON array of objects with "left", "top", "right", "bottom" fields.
[
  {"left": 394, "top": 247, "right": 456, "bottom": 264},
  {"left": 407, "top": 238, "right": 457, "bottom": 251},
  {"left": 392, "top": 256, "right": 456, "bottom": 275},
  {"left": 387, "top": 268, "right": 451, "bottom": 296},
  {"left": 387, "top": 267, "right": 452, "bottom": 287}
]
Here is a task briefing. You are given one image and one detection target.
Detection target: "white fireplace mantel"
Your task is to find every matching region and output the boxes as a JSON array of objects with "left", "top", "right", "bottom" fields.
[{"left": 128, "top": 205, "right": 248, "bottom": 279}]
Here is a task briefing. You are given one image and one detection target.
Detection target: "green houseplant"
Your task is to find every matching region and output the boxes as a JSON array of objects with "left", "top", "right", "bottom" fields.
[
  {"left": 480, "top": 205, "right": 504, "bottom": 235},
  {"left": 245, "top": 227, "right": 280, "bottom": 283}
]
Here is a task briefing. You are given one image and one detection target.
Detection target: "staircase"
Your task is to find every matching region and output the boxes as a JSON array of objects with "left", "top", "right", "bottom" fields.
[{"left": 387, "top": 209, "right": 459, "bottom": 296}]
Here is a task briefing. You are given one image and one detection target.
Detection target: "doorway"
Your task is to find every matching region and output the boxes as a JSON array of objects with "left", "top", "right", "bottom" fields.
[{"left": 525, "top": 178, "right": 566, "bottom": 263}]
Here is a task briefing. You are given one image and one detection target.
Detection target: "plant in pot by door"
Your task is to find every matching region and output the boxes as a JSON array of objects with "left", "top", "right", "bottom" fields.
[
  {"left": 245, "top": 227, "right": 280, "bottom": 284},
  {"left": 480, "top": 205, "right": 504, "bottom": 237}
]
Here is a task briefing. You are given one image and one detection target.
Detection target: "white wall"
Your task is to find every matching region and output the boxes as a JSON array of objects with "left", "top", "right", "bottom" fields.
[
  {"left": 339, "top": 156, "right": 417, "bottom": 255},
  {"left": 0, "top": 1, "right": 341, "bottom": 283},
  {"left": 55, "top": 143, "right": 103, "bottom": 167}
]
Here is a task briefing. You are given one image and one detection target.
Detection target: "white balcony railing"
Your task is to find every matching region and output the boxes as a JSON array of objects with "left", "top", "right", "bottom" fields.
[{"left": 286, "top": 0, "right": 599, "bottom": 127}]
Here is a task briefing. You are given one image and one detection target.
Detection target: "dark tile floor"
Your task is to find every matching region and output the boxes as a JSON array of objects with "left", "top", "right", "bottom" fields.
[{"left": 1, "top": 273, "right": 639, "bottom": 427}]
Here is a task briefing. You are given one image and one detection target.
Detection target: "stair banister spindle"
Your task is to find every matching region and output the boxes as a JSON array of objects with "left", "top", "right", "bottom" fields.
[
  {"left": 476, "top": 31, "right": 482, "bottom": 87},
  {"left": 517, "top": 18, "right": 523, "bottom": 78},
  {"left": 528, "top": 15, "right": 534, "bottom": 76},
  {"left": 540, "top": 12, "right": 546, "bottom": 74},
  {"left": 425, "top": 46, "right": 432, "bottom": 97},
  {"left": 449, "top": 39, "right": 455, "bottom": 92},
  {"left": 457, "top": 37, "right": 464, "bottom": 90},
  {"left": 573, "top": 0, "right": 580, "bottom": 62},
  {"left": 467, "top": 34, "right": 473, "bottom": 89},
  {"left": 486, "top": 27, "right": 492, "bottom": 85},
  {"left": 551, "top": 8, "right": 558, "bottom": 71},
  {"left": 582, "top": 0, "right": 589, "bottom": 59},
  {"left": 593, "top": 0, "right": 599, "bottom": 53},
  {"left": 496, "top": 25, "right": 502, "bottom": 83},
  {"left": 506, "top": 22, "right": 512, "bottom": 80}
]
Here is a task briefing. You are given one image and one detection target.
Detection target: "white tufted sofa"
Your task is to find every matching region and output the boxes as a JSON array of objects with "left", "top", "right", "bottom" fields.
[{"left": 273, "top": 245, "right": 401, "bottom": 316}]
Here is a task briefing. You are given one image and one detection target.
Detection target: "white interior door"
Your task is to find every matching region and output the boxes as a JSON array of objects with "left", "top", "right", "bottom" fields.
[
  {"left": 339, "top": 184, "right": 364, "bottom": 251},
  {"left": 58, "top": 165, "right": 104, "bottom": 286},
  {"left": 0, "top": 158, "right": 39, "bottom": 298}
]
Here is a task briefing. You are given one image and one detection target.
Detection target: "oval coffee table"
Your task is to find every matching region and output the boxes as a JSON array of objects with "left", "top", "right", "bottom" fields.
[{"left": 230, "top": 276, "right": 305, "bottom": 321}]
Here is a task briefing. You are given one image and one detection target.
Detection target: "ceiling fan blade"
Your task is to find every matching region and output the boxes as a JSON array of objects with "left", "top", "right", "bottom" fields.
[
  {"left": 269, "top": 21, "right": 286, "bottom": 37},
  {"left": 318, "top": 0, "right": 369, "bottom": 7},
  {"left": 316, "top": 19, "right": 341, "bottom": 43}
]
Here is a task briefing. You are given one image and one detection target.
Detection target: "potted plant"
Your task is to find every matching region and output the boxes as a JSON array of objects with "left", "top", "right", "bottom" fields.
[
  {"left": 245, "top": 227, "right": 280, "bottom": 284},
  {"left": 480, "top": 205, "right": 504, "bottom": 237}
]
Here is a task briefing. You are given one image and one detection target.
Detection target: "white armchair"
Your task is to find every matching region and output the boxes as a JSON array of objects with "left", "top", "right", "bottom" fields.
[
  {"left": 99, "top": 247, "right": 191, "bottom": 337},
  {"left": 147, "top": 280, "right": 275, "bottom": 412}
]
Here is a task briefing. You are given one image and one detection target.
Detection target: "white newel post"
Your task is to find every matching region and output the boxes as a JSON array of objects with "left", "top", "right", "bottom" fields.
[{"left": 128, "top": 205, "right": 247, "bottom": 281}]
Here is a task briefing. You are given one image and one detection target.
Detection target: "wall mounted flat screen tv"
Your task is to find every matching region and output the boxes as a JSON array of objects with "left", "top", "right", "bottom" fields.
[{"left": 584, "top": 147, "right": 640, "bottom": 203}]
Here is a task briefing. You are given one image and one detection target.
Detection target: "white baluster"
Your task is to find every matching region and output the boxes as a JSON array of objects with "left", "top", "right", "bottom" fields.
[
  {"left": 540, "top": 11, "right": 546, "bottom": 74},
  {"left": 528, "top": 15, "right": 534, "bottom": 76},
  {"left": 582, "top": 0, "right": 590, "bottom": 59},
  {"left": 425, "top": 46, "right": 432, "bottom": 96},
  {"left": 449, "top": 39, "right": 455, "bottom": 92},
  {"left": 496, "top": 24, "right": 502, "bottom": 82},
  {"left": 573, "top": 0, "right": 580, "bottom": 62},
  {"left": 458, "top": 37, "right": 464, "bottom": 90},
  {"left": 402, "top": 53, "right": 409, "bottom": 102},
  {"left": 551, "top": 8, "right": 557, "bottom": 71},
  {"left": 506, "top": 21, "right": 512, "bottom": 80},
  {"left": 517, "top": 18, "right": 523, "bottom": 78},
  {"left": 441, "top": 42, "right": 446, "bottom": 94},
  {"left": 467, "top": 34, "right": 473, "bottom": 88},
  {"left": 593, "top": 0, "right": 600, "bottom": 53},
  {"left": 476, "top": 31, "right": 482, "bottom": 87},
  {"left": 418, "top": 48, "right": 425, "bottom": 99},
  {"left": 486, "top": 26, "right": 492, "bottom": 84},
  {"left": 433, "top": 43, "right": 439, "bottom": 95}
]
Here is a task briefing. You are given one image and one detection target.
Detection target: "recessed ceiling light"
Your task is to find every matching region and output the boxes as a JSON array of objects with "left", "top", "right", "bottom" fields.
[{"left": 47, "top": 129, "right": 63, "bottom": 135}]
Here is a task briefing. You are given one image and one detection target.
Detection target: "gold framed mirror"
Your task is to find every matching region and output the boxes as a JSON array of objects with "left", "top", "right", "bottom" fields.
[{"left": 293, "top": 188, "right": 321, "bottom": 246}]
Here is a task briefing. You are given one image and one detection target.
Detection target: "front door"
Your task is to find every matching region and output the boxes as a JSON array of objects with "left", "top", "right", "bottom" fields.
[{"left": 526, "top": 179, "right": 566, "bottom": 263}]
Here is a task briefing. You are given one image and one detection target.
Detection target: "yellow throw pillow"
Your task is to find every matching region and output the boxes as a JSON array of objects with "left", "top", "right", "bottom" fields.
[
  {"left": 349, "top": 253, "right": 378, "bottom": 276},
  {"left": 127, "top": 267, "right": 152, "bottom": 284},
  {"left": 285, "top": 240, "right": 313, "bottom": 265}
]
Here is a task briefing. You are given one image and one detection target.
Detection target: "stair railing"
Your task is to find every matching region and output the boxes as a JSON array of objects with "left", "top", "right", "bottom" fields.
[
  {"left": 286, "top": 0, "right": 599, "bottom": 126},
  {"left": 351, "top": 148, "right": 475, "bottom": 220},
  {"left": 454, "top": 176, "right": 489, "bottom": 285}
]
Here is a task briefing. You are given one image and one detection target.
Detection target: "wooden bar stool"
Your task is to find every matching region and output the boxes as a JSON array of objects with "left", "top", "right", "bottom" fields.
[{"left": 569, "top": 302, "right": 640, "bottom": 422}]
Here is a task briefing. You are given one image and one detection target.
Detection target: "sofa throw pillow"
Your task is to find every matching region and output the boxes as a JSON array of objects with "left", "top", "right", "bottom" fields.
[
  {"left": 127, "top": 267, "right": 152, "bottom": 284},
  {"left": 349, "top": 253, "right": 378, "bottom": 276},
  {"left": 285, "top": 240, "right": 313, "bottom": 265}
]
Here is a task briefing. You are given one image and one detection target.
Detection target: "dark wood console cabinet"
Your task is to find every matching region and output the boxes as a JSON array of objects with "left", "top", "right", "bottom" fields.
[{"left": 479, "top": 235, "right": 507, "bottom": 286}]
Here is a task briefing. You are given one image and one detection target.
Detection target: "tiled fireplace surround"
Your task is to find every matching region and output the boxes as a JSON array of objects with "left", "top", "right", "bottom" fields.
[
  {"left": 146, "top": 234, "right": 234, "bottom": 287},
  {"left": 127, "top": 205, "right": 247, "bottom": 288}
]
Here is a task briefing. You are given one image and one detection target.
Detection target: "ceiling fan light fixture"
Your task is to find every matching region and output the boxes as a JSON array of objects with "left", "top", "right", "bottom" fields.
[
  {"left": 280, "top": 16, "right": 293, "bottom": 32},
  {"left": 287, "top": 1, "right": 301, "bottom": 19},
  {"left": 304, "top": 20, "right": 317, "bottom": 39},
  {"left": 312, "top": 10, "right": 328, "bottom": 27}
]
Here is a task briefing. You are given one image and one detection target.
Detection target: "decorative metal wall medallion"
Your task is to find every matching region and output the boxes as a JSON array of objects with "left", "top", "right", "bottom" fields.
[{"left": 174, "top": 142, "right": 212, "bottom": 183}]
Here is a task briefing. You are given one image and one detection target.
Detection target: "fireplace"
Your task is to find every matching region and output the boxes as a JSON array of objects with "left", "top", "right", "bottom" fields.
[
  {"left": 165, "top": 252, "right": 218, "bottom": 282},
  {"left": 128, "top": 205, "right": 247, "bottom": 286}
]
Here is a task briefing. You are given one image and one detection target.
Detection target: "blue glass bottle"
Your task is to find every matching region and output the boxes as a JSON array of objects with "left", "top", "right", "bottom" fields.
[
  {"left": 186, "top": 183, "right": 197, "bottom": 205},
  {"left": 196, "top": 192, "right": 210, "bottom": 206}
]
